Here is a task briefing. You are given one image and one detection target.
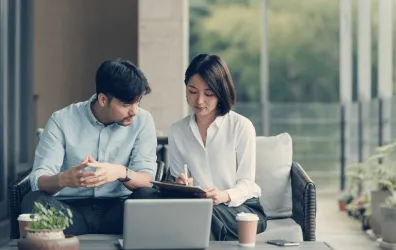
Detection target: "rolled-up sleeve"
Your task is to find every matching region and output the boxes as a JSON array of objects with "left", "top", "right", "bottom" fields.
[
  {"left": 30, "top": 115, "right": 65, "bottom": 192},
  {"left": 128, "top": 113, "right": 157, "bottom": 180}
]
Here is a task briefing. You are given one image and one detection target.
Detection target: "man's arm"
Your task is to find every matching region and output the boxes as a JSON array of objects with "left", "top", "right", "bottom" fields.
[
  {"left": 120, "top": 168, "right": 153, "bottom": 190},
  {"left": 30, "top": 115, "right": 66, "bottom": 195},
  {"left": 80, "top": 161, "right": 152, "bottom": 189},
  {"left": 81, "top": 113, "right": 157, "bottom": 190},
  {"left": 125, "top": 113, "right": 157, "bottom": 189},
  {"left": 38, "top": 158, "right": 91, "bottom": 194},
  {"left": 31, "top": 115, "right": 92, "bottom": 195}
]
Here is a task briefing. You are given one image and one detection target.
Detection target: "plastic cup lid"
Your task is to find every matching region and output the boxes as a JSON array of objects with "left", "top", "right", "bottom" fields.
[{"left": 236, "top": 212, "right": 259, "bottom": 221}]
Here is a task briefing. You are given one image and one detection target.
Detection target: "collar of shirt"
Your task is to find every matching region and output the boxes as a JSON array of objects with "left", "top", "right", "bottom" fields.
[
  {"left": 188, "top": 113, "right": 226, "bottom": 148},
  {"left": 86, "top": 94, "right": 117, "bottom": 129}
]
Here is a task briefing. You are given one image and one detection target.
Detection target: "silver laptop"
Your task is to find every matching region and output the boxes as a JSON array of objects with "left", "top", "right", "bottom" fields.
[{"left": 119, "top": 199, "right": 213, "bottom": 249}]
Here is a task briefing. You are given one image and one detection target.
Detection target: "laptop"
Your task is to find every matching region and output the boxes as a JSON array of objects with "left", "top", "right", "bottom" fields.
[{"left": 119, "top": 199, "right": 213, "bottom": 249}]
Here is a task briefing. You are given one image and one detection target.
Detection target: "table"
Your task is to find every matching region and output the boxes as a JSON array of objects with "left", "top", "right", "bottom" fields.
[{"left": 1, "top": 237, "right": 334, "bottom": 250}]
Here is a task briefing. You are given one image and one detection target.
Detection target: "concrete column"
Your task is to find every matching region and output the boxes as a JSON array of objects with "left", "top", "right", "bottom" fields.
[
  {"left": 138, "top": 0, "right": 189, "bottom": 135},
  {"left": 358, "top": 0, "right": 372, "bottom": 102},
  {"left": 339, "top": 0, "right": 353, "bottom": 190},
  {"left": 378, "top": 0, "right": 393, "bottom": 146},
  {"left": 340, "top": 0, "right": 353, "bottom": 105},
  {"left": 357, "top": 0, "right": 372, "bottom": 161},
  {"left": 260, "top": 0, "right": 270, "bottom": 136}
]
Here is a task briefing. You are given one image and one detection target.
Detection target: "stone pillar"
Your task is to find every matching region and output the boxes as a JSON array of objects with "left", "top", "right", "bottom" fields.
[
  {"left": 340, "top": 0, "right": 353, "bottom": 105},
  {"left": 377, "top": 0, "right": 393, "bottom": 146},
  {"left": 260, "top": 0, "right": 270, "bottom": 136},
  {"left": 138, "top": 0, "right": 189, "bottom": 135},
  {"left": 357, "top": 0, "right": 371, "bottom": 161},
  {"left": 339, "top": 0, "right": 353, "bottom": 190}
]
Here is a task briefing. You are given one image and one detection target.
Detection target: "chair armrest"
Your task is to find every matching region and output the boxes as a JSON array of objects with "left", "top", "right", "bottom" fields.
[
  {"left": 290, "top": 162, "right": 316, "bottom": 241},
  {"left": 9, "top": 170, "right": 32, "bottom": 239},
  {"left": 155, "top": 160, "right": 166, "bottom": 182}
]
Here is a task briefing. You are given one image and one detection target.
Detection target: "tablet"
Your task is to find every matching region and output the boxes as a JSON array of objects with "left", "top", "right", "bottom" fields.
[{"left": 151, "top": 181, "right": 206, "bottom": 194}]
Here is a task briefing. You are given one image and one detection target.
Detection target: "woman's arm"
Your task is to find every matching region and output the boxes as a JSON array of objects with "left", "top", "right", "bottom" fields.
[
  {"left": 168, "top": 125, "right": 186, "bottom": 182},
  {"left": 225, "top": 119, "right": 261, "bottom": 207}
]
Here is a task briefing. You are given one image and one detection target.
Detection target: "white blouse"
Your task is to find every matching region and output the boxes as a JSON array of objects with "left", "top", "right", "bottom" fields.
[{"left": 168, "top": 111, "right": 261, "bottom": 207}]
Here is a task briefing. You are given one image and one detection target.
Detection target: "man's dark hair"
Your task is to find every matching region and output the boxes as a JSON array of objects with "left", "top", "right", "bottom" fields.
[
  {"left": 184, "top": 54, "right": 236, "bottom": 116},
  {"left": 95, "top": 59, "right": 151, "bottom": 104}
]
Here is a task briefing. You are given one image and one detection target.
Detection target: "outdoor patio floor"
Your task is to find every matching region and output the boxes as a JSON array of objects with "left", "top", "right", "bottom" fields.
[{"left": 316, "top": 192, "right": 380, "bottom": 250}]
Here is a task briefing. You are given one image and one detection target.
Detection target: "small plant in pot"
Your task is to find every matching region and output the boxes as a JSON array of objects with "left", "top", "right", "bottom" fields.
[
  {"left": 18, "top": 201, "right": 79, "bottom": 250},
  {"left": 338, "top": 191, "right": 353, "bottom": 212},
  {"left": 345, "top": 162, "right": 367, "bottom": 216},
  {"left": 26, "top": 201, "right": 73, "bottom": 240}
]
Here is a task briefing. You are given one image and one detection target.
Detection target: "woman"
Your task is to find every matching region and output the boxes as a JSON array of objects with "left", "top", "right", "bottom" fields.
[{"left": 168, "top": 54, "right": 266, "bottom": 241}]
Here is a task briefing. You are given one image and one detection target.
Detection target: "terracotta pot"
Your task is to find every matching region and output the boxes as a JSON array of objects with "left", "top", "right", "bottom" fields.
[
  {"left": 18, "top": 235, "right": 79, "bottom": 250},
  {"left": 26, "top": 228, "right": 65, "bottom": 240},
  {"left": 339, "top": 202, "right": 346, "bottom": 211}
]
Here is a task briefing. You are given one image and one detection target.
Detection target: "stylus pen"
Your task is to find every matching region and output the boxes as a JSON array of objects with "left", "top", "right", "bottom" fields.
[{"left": 184, "top": 164, "right": 188, "bottom": 186}]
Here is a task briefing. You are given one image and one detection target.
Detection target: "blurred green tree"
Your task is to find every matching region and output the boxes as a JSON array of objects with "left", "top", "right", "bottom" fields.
[{"left": 190, "top": 0, "right": 341, "bottom": 102}]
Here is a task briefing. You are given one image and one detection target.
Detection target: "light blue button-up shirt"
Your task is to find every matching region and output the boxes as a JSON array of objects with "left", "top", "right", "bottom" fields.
[{"left": 30, "top": 95, "right": 158, "bottom": 198}]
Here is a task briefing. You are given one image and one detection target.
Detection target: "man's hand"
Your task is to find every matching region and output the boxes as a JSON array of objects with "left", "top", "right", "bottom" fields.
[
  {"left": 80, "top": 157, "right": 125, "bottom": 188},
  {"left": 58, "top": 155, "right": 94, "bottom": 188},
  {"left": 175, "top": 172, "right": 193, "bottom": 186},
  {"left": 203, "top": 186, "right": 230, "bottom": 205}
]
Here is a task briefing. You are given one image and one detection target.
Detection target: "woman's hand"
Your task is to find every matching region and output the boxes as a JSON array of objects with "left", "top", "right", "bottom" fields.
[
  {"left": 175, "top": 172, "right": 193, "bottom": 186},
  {"left": 203, "top": 186, "right": 231, "bottom": 205}
]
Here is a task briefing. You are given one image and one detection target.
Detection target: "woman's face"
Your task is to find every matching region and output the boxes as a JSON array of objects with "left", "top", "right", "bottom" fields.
[{"left": 186, "top": 74, "right": 218, "bottom": 120}]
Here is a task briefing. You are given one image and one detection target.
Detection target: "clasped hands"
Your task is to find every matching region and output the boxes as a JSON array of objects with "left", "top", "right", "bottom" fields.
[
  {"left": 59, "top": 155, "right": 124, "bottom": 188},
  {"left": 175, "top": 173, "right": 230, "bottom": 205}
]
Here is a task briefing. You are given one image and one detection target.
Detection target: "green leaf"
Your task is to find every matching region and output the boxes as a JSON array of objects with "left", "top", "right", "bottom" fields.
[{"left": 67, "top": 208, "right": 73, "bottom": 218}]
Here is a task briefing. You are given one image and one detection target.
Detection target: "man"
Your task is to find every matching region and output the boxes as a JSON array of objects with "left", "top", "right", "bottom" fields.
[{"left": 22, "top": 59, "right": 159, "bottom": 235}]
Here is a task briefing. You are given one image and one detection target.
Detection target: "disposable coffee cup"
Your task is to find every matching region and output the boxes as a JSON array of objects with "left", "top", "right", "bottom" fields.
[
  {"left": 236, "top": 212, "right": 259, "bottom": 247},
  {"left": 18, "top": 214, "right": 37, "bottom": 238}
]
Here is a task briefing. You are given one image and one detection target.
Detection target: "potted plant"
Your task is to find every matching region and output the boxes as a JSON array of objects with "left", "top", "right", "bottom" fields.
[
  {"left": 367, "top": 142, "right": 396, "bottom": 237},
  {"left": 18, "top": 201, "right": 79, "bottom": 250},
  {"left": 338, "top": 191, "right": 353, "bottom": 211},
  {"left": 347, "top": 141, "right": 396, "bottom": 237},
  {"left": 380, "top": 193, "right": 396, "bottom": 245},
  {"left": 345, "top": 162, "right": 368, "bottom": 216}
]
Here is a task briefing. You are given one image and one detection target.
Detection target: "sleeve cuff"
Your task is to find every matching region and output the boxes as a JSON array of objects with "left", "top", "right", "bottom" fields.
[
  {"left": 30, "top": 171, "right": 61, "bottom": 196},
  {"left": 135, "top": 168, "right": 155, "bottom": 181},
  {"left": 225, "top": 189, "right": 244, "bottom": 207},
  {"left": 129, "top": 161, "right": 156, "bottom": 180}
]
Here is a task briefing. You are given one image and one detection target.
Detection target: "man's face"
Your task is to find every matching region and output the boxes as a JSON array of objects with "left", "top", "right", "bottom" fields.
[{"left": 105, "top": 96, "right": 140, "bottom": 127}]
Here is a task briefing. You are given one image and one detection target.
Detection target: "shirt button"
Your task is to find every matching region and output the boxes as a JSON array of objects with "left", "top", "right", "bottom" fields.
[{"left": 96, "top": 187, "right": 100, "bottom": 191}]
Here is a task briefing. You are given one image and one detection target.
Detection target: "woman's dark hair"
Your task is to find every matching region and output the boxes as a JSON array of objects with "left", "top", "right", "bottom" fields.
[
  {"left": 95, "top": 59, "right": 151, "bottom": 104},
  {"left": 184, "top": 54, "right": 236, "bottom": 115}
]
